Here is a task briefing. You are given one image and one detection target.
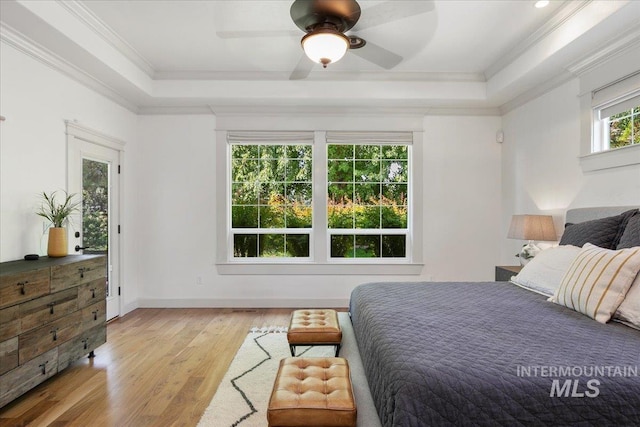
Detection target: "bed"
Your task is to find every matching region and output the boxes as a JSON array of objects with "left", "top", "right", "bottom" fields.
[{"left": 349, "top": 207, "right": 640, "bottom": 426}]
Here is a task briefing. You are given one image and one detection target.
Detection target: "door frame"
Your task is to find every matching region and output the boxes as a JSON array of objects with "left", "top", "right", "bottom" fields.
[{"left": 66, "top": 120, "right": 125, "bottom": 319}]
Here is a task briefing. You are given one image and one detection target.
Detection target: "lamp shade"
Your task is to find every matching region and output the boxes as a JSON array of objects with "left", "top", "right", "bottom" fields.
[
  {"left": 301, "top": 28, "right": 349, "bottom": 67},
  {"left": 508, "top": 215, "right": 557, "bottom": 241}
]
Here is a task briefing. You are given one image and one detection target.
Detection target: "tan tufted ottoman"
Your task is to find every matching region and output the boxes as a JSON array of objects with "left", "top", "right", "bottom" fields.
[
  {"left": 267, "top": 357, "right": 357, "bottom": 427},
  {"left": 288, "top": 309, "right": 342, "bottom": 357}
]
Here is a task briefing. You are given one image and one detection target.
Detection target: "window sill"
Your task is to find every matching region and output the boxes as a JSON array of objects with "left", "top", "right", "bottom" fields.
[
  {"left": 580, "top": 143, "right": 640, "bottom": 172},
  {"left": 215, "top": 262, "right": 424, "bottom": 275}
]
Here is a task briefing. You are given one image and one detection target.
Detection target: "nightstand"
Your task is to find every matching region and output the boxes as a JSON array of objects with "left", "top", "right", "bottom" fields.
[{"left": 495, "top": 265, "right": 522, "bottom": 281}]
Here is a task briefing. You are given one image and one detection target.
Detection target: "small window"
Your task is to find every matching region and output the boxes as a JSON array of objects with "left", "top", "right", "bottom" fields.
[
  {"left": 230, "top": 143, "right": 312, "bottom": 258},
  {"left": 591, "top": 72, "right": 640, "bottom": 154}
]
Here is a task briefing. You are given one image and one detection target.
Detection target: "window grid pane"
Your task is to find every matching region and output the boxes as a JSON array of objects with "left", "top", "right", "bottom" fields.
[{"left": 231, "top": 143, "right": 312, "bottom": 258}]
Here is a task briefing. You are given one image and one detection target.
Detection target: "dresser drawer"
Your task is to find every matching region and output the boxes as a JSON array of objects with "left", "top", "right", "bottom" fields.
[
  {"left": 19, "top": 288, "right": 78, "bottom": 333},
  {"left": 58, "top": 325, "right": 106, "bottom": 371},
  {"left": 0, "top": 337, "right": 19, "bottom": 375},
  {"left": 81, "top": 300, "right": 106, "bottom": 332},
  {"left": 0, "top": 305, "right": 20, "bottom": 342},
  {"left": 78, "top": 278, "right": 107, "bottom": 309},
  {"left": 50, "top": 257, "right": 106, "bottom": 292},
  {"left": 0, "top": 269, "right": 50, "bottom": 309},
  {"left": 19, "top": 311, "right": 81, "bottom": 364},
  {"left": 0, "top": 347, "right": 58, "bottom": 408}
]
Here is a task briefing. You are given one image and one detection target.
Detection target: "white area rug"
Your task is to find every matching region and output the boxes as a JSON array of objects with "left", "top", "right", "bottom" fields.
[{"left": 197, "top": 327, "right": 334, "bottom": 427}]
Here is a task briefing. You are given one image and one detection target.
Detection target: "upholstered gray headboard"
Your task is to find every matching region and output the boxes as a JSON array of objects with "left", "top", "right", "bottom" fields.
[{"left": 566, "top": 206, "right": 639, "bottom": 224}]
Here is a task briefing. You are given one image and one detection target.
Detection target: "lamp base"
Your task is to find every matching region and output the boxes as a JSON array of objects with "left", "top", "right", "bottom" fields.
[{"left": 517, "top": 241, "right": 541, "bottom": 266}]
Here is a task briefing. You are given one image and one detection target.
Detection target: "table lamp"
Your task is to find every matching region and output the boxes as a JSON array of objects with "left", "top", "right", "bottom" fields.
[{"left": 508, "top": 214, "right": 557, "bottom": 265}]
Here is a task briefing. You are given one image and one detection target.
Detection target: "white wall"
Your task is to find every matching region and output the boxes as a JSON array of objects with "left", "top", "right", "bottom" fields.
[
  {"left": 0, "top": 42, "right": 140, "bottom": 312},
  {"left": 423, "top": 116, "right": 503, "bottom": 281},
  {"left": 501, "top": 76, "right": 640, "bottom": 264},
  {"left": 135, "top": 114, "right": 502, "bottom": 307}
]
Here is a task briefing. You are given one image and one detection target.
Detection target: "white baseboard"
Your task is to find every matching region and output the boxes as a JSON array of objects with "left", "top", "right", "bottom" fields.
[
  {"left": 121, "top": 301, "right": 140, "bottom": 316},
  {"left": 136, "top": 298, "right": 350, "bottom": 308}
]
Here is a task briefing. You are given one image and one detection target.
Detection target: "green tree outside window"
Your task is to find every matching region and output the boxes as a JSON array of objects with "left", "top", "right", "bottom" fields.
[{"left": 608, "top": 106, "right": 639, "bottom": 149}]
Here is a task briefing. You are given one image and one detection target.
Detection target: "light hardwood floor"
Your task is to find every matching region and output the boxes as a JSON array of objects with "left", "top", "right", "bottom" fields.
[{"left": 0, "top": 308, "right": 301, "bottom": 427}]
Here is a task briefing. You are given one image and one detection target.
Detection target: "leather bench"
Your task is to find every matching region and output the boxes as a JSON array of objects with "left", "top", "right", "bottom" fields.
[
  {"left": 288, "top": 309, "right": 342, "bottom": 357},
  {"left": 267, "top": 357, "right": 357, "bottom": 427}
]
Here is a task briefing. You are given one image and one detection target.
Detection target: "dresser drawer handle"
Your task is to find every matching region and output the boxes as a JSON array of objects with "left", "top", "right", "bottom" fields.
[
  {"left": 17, "top": 281, "right": 29, "bottom": 295},
  {"left": 50, "top": 328, "right": 59, "bottom": 341},
  {"left": 47, "top": 302, "right": 55, "bottom": 314},
  {"left": 90, "top": 288, "right": 96, "bottom": 298},
  {"left": 78, "top": 267, "right": 87, "bottom": 278},
  {"left": 92, "top": 310, "right": 99, "bottom": 321},
  {"left": 39, "top": 361, "right": 48, "bottom": 375},
  {"left": 82, "top": 338, "right": 89, "bottom": 350}
]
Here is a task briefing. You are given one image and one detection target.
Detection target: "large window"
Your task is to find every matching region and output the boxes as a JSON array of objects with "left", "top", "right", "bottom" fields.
[
  {"left": 231, "top": 143, "right": 312, "bottom": 258},
  {"left": 327, "top": 144, "right": 409, "bottom": 258},
  {"left": 221, "top": 130, "right": 421, "bottom": 272}
]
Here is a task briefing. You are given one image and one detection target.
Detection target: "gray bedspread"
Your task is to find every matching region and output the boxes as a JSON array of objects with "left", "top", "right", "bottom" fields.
[{"left": 349, "top": 281, "right": 640, "bottom": 426}]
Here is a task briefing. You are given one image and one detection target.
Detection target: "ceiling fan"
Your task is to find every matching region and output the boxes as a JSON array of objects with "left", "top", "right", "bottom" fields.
[
  {"left": 290, "top": 0, "right": 404, "bottom": 79},
  {"left": 216, "top": 1, "right": 434, "bottom": 80}
]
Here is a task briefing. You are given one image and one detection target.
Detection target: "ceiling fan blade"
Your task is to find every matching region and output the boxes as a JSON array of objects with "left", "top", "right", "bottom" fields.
[
  {"left": 216, "top": 30, "right": 299, "bottom": 39},
  {"left": 289, "top": 54, "right": 314, "bottom": 80},
  {"left": 355, "top": 0, "right": 434, "bottom": 31},
  {"left": 351, "top": 41, "right": 402, "bottom": 70}
]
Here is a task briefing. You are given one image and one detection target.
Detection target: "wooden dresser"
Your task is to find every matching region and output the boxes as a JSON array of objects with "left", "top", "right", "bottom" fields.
[{"left": 0, "top": 255, "right": 107, "bottom": 408}]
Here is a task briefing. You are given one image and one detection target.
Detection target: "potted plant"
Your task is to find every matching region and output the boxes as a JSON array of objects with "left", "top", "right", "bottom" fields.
[{"left": 36, "top": 191, "right": 80, "bottom": 257}]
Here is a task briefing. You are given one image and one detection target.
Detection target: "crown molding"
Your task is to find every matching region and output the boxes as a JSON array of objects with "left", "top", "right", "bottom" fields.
[
  {"left": 498, "top": 5, "right": 640, "bottom": 115},
  {"left": 499, "top": 71, "right": 575, "bottom": 115},
  {"left": 2, "top": 22, "right": 496, "bottom": 117},
  {"left": 137, "top": 106, "right": 216, "bottom": 115},
  {"left": 0, "top": 23, "right": 139, "bottom": 114},
  {"left": 206, "top": 105, "right": 500, "bottom": 117},
  {"left": 56, "top": 0, "right": 155, "bottom": 78},
  {"left": 566, "top": 24, "right": 640, "bottom": 76},
  {"left": 0, "top": 22, "right": 138, "bottom": 113},
  {"left": 484, "top": 0, "right": 591, "bottom": 80},
  {"left": 138, "top": 105, "right": 501, "bottom": 117},
  {"left": 422, "top": 106, "right": 500, "bottom": 116},
  {"left": 153, "top": 70, "right": 486, "bottom": 83}
]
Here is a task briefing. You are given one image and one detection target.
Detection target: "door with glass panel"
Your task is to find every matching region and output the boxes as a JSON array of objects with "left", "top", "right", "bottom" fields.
[{"left": 68, "top": 140, "right": 121, "bottom": 320}]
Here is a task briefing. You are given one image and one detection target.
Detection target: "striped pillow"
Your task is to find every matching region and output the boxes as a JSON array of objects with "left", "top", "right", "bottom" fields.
[{"left": 550, "top": 243, "right": 640, "bottom": 323}]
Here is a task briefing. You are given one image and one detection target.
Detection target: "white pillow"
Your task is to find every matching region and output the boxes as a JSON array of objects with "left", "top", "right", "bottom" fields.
[
  {"left": 615, "top": 267, "right": 640, "bottom": 328},
  {"left": 550, "top": 243, "right": 640, "bottom": 323},
  {"left": 510, "top": 245, "right": 581, "bottom": 296}
]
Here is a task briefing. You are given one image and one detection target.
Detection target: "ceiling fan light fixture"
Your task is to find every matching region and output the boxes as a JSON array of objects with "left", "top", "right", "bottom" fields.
[{"left": 301, "top": 28, "right": 349, "bottom": 68}]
